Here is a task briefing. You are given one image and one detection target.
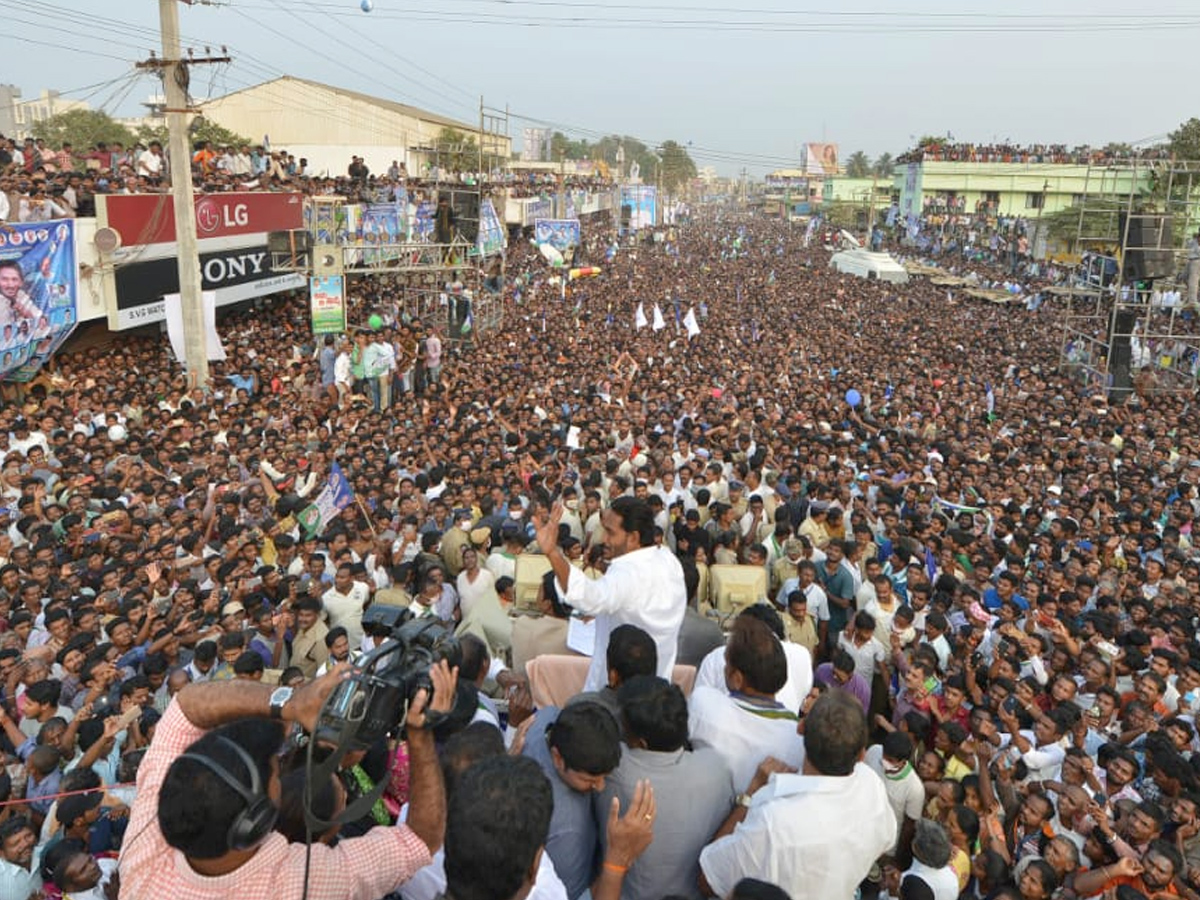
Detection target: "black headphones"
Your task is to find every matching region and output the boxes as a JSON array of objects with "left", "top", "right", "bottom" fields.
[{"left": 179, "top": 735, "right": 279, "bottom": 851}]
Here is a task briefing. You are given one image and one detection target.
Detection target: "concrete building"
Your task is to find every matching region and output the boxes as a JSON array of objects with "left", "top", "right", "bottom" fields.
[
  {"left": 891, "top": 160, "right": 1149, "bottom": 220},
  {"left": 5, "top": 89, "right": 90, "bottom": 139},
  {"left": 201, "top": 76, "right": 511, "bottom": 178}
]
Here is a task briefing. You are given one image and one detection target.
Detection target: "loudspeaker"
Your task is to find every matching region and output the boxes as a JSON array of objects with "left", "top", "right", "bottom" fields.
[
  {"left": 449, "top": 190, "right": 480, "bottom": 244},
  {"left": 1108, "top": 308, "right": 1137, "bottom": 400},
  {"left": 179, "top": 736, "right": 278, "bottom": 851},
  {"left": 312, "top": 244, "right": 343, "bottom": 276},
  {"left": 1120, "top": 213, "right": 1175, "bottom": 282}
]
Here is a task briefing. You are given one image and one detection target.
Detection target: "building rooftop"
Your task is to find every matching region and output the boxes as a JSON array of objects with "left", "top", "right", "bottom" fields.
[{"left": 208, "top": 76, "right": 478, "bottom": 134}]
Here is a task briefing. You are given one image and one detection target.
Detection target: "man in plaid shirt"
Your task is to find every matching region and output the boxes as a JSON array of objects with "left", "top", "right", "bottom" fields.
[{"left": 119, "top": 662, "right": 455, "bottom": 900}]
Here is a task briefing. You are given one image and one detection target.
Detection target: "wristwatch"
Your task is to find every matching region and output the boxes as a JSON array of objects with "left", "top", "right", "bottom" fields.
[
  {"left": 735, "top": 792, "right": 754, "bottom": 809},
  {"left": 269, "top": 686, "right": 294, "bottom": 720}
]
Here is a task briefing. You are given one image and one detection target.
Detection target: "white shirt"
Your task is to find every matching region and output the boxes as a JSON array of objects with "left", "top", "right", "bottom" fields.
[
  {"left": 1017, "top": 730, "right": 1066, "bottom": 783},
  {"left": 321, "top": 581, "right": 371, "bottom": 646},
  {"left": 775, "top": 578, "right": 828, "bottom": 620},
  {"left": 864, "top": 744, "right": 926, "bottom": 851},
  {"left": 836, "top": 632, "right": 887, "bottom": 684},
  {"left": 903, "top": 860, "right": 959, "bottom": 900},
  {"left": 688, "top": 685, "right": 806, "bottom": 791},
  {"left": 557, "top": 545, "right": 686, "bottom": 692},
  {"left": 695, "top": 640, "right": 813, "bottom": 715},
  {"left": 699, "top": 764, "right": 897, "bottom": 900}
]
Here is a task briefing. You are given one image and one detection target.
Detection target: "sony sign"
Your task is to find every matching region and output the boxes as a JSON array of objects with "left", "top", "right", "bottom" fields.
[
  {"left": 203, "top": 251, "right": 267, "bottom": 285},
  {"left": 111, "top": 244, "right": 304, "bottom": 329}
]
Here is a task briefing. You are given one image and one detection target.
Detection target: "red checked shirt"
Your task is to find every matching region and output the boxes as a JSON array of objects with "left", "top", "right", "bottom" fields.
[{"left": 118, "top": 701, "right": 432, "bottom": 900}]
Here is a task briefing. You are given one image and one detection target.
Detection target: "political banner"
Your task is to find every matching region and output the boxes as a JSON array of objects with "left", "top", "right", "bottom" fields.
[
  {"left": 534, "top": 219, "right": 582, "bottom": 253},
  {"left": 305, "top": 202, "right": 347, "bottom": 245},
  {"left": 0, "top": 219, "right": 77, "bottom": 383},
  {"left": 414, "top": 201, "right": 436, "bottom": 242},
  {"left": 526, "top": 198, "right": 554, "bottom": 222},
  {"left": 310, "top": 275, "right": 346, "bottom": 334},
  {"left": 900, "top": 163, "right": 923, "bottom": 228},
  {"left": 475, "top": 199, "right": 507, "bottom": 258},
  {"left": 620, "top": 186, "right": 657, "bottom": 233},
  {"left": 297, "top": 462, "right": 355, "bottom": 536},
  {"left": 359, "top": 202, "right": 407, "bottom": 265}
]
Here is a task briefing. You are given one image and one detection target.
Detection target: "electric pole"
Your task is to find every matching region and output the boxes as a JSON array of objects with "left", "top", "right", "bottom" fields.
[{"left": 139, "top": 1, "right": 230, "bottom": 387}]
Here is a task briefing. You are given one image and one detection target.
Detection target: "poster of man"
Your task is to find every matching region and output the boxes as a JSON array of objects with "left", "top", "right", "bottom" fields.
[{"left": 0, "top": 219, "right": 78, "bottom": 382}]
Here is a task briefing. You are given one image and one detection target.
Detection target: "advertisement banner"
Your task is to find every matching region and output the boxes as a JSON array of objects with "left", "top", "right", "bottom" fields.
[
  {"left": 801, "top": 143, "right": 840, "bottom": 175},
  {"left": 359, "top": 202, "right": 407, "bottom": 265},
  {"left": 0, "top": 219, "right": 77, "bottom": 383},
  {"left": 475, "top": 199, "right": 507, "bottom": 258},
  {"left": 310, "top": 276, "right": 346, "bottom": 334},
  {"left": 99, "top": 192, "right": 304, "bottom": 247},
  {"left": 111, "top": 244, "right": 305, "bottom": 329},
  {"left": 619, "top": 186, "right": 657, "bottom": 232},
  {"left": 534, "top": 218, "right": 582, "bottom": 253}
]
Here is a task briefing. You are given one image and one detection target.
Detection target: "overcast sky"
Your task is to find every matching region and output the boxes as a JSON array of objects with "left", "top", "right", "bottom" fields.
[{"left": 7, "top": 0, "right": 1198, "bottom": 175}]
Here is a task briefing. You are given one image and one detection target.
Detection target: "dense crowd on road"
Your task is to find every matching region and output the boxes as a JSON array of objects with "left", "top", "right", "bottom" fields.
[{"left": 2, "top": 203, "right": 1200, "bottom": 900}]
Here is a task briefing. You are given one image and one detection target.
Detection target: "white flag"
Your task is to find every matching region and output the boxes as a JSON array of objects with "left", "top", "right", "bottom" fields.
[
  {"left": 652, "top": 303, "right": 666, "bottom": 331},
  {"left": 684, "top": 307, "right": 701, "bottom": 339},
  {"left": 635, "top": 302, "right": 648, "bottom": 330}
]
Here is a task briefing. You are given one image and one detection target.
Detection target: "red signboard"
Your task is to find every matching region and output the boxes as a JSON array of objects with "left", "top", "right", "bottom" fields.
[{"left": 100, "top": 192, "right": 305, "bottom": 246}]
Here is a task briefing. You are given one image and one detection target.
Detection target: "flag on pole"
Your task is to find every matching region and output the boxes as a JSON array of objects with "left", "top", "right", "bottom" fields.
[
  {"left": 635, "top": 302, "right": 648, "bottom": 330},
  {"left": 652, "top": 303, "right": 666, "bottom": 331},
  {"left": 297, "top": 462, "right": 355, "bottom": 537},
  {"left": 985, "top": 383, "right": 995, "bottom": 414},
  {"left": 461, "top": 309, "right": 473, "bottom": 334},
  {"left": 684, "top": 307, "right": 701, "bottom": 339}
]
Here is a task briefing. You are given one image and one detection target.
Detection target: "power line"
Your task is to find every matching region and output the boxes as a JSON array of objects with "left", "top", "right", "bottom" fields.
[{"left": 230, "top": 3, "right": 1200, "bottom": 33}]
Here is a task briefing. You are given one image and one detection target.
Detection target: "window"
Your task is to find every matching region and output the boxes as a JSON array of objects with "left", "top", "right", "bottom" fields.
[{"left": 1025, "top": 192, "right": 1045, "bottom": 210}]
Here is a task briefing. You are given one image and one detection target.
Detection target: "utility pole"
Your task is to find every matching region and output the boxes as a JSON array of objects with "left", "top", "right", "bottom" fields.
[{"left": 139, "top": 1, "right": 229, "bottom": 387}]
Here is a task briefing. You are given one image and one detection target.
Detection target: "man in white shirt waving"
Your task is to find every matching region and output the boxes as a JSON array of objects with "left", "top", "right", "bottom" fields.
[{"left": 535, "top": 497, "right": 686, "bottom": 692}]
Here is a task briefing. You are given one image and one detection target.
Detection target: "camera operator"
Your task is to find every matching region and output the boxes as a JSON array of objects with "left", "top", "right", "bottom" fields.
[{"left": 118, "top": 661, "right": 457, "bottom": 900}]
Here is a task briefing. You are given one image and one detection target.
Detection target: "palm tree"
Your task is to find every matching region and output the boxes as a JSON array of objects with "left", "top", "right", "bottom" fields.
[
  {"left": 845, "top": 151, "right": 872, "bottom": 178},
  {"left": 873, "top": 153, "right": 895, "bottom": 178}
]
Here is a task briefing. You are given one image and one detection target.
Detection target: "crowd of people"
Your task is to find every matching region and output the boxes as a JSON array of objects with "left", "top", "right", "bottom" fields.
[
  {"left": 0, "top": 135, "right": 613, "bottom": 222},
  {"left": 1, "top": 200, "right": 1200, "bottom": 900},
  {"left": 896, "top": 141, "right": 1173, "bottom": 166}
]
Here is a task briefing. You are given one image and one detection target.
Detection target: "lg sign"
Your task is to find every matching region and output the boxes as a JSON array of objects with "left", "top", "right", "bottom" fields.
[
  {"left": 196, "top": 198, "right": 251, "bottom": 235},
  {"left": 100, "top": 193, "right": 303, "bottom": 246}
]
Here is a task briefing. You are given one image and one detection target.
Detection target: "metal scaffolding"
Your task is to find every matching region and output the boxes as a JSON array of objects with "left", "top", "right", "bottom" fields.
[
  {"left": 270, "top": 190, "right": 507, "bottom": 343},
  {"left": 1056, "top": 158, "right": 1200, "bottom": 399}
]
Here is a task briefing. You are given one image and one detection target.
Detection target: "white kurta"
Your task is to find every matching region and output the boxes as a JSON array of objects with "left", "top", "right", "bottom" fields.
[{"left": 558, "top": 545, "right": 687, "bottom": 691}]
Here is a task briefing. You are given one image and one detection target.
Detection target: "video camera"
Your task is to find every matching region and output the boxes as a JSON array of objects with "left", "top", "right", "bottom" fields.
[{"left": 315, "top": 605, "right": 461, "bottom": 750}]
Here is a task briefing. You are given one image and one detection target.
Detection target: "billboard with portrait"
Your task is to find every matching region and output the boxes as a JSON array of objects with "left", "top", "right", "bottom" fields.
[
  {"left": 0, "top": 219, "right": 77, "bottom": 382},
  {"left": 802, "top": 143, "right": 840, "bottom": 176},
  {"left": 619, "top": 186, "right": 657, "bottom": 233},
  {"left": 534, "top": 218, "right": 582, "bottom": 253}
]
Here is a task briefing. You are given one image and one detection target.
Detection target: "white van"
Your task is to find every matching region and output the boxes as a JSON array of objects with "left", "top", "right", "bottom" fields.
[{"left": 829, "top": 248, "right": 910, "bottom": 284}]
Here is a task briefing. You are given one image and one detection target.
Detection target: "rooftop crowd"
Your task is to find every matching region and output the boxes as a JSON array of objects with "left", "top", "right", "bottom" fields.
[
  {"left": 896, "top": 141, "right": 1173, "bottom": 166},
  {"left": 0, "top": 199, "right": 1199, "bottom": 900},
  {"left": 0, "top": 135, "right": 612, "bottom": 222}
]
